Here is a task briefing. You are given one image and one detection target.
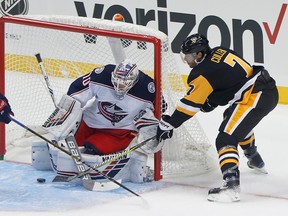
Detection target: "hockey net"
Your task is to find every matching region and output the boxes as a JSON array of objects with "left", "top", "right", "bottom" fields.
[{"left": 0, "top": 15, "right": 217, "bottom": 179}]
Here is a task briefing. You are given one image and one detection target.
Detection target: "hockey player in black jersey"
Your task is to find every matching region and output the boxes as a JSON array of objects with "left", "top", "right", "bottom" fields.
[{"left": 156, "top": 33, "right": 279, "bottom": 202}]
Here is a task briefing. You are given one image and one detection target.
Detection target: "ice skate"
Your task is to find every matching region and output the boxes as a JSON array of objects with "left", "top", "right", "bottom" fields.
[
  {"left": 244, "top": 146, "right": 268, "bottom": 174},
  {"left": 207, "top": 177, "right": 240, "bottom": 202}
]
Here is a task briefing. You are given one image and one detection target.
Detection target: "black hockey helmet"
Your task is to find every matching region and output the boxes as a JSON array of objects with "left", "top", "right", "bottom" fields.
[{"left": 181, "top": 34, "right": 211, "bottom": 54}]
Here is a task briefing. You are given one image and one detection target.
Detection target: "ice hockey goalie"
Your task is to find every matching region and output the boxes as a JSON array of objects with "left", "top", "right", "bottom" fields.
[{"left": 32, "top": 59, "right": 163, "bottom": 185}]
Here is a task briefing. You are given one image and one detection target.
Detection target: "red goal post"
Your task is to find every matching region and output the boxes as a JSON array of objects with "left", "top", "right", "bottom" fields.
[{"left": 0, "top": 15, "right": 216, "bottom": 180}]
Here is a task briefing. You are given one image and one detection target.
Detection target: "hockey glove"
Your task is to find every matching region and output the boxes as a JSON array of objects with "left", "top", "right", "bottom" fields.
[
  {"left": 156, "top": 115, "right": 174, "bottom": 142},
  {"left": 133, "top": 108, "right": 163, "bottom": 154},
  {"left": 0, "top": 94, "right": 14, "bottom": 124},
  {"left": 42, "top": 94, "right": 82, "bottom": 141},
  {"left": 200, "top": 99, "right": 217, "bottom": 113}
]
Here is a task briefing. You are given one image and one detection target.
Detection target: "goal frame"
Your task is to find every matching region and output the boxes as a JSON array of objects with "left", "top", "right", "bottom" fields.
[{"left": 0, "top": 16, "right": 163, "bottom": 180}]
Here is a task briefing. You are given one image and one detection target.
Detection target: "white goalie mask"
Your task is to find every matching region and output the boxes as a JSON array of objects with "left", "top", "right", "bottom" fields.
[{"left": 111, "top": 59, "right": 139, "bottom": 99}]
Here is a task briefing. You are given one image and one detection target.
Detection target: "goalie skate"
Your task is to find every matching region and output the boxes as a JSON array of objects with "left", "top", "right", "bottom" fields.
[{"left": 207, "top": 177, "right": 240, "bottom": 202}]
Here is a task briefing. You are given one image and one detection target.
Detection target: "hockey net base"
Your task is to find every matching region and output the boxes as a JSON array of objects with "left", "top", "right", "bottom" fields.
[{"left": 0, "top": 15, "right": 217, "bottom": 179}]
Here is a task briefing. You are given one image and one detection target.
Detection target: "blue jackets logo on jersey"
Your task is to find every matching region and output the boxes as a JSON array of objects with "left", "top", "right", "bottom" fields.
[
  {"left": 98, "top": 101, "right": 128, "bottom": 125},
  {"left": 93, "top": 67, "right": 105, "bottom": 74},
  {"left": 148, "top": 82, "right": 155, "bottom": 93}
]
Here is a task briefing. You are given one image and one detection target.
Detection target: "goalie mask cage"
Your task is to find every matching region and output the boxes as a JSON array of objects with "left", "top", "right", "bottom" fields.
[{"left": 0, "top": 15, "right": 217, "bottom": 180}]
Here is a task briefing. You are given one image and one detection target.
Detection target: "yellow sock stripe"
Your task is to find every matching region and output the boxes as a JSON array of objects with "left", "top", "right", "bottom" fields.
[
  {"left": 239, "top": 135, "right": 255, "bottom": 146},
  {"left": 220, "top": 159, "right": 239, "bottom": 168},
  {"left": 218, "top": 147, "right": 238, "bottom": 156}
]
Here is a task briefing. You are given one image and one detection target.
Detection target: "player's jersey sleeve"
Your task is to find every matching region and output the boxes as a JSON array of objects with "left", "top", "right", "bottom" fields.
[
  {"left": 168, "top": 73, "right": 213, "bottom": 128},
  {"left": 177, "top": 75, "right": 213, "bottom": 116},
  {"left": 67, "top": 64, "right": 115, "bottom": 108}
]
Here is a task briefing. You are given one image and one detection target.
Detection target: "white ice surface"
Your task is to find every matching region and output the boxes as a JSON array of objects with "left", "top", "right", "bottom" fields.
[{"left": 1, "top": 104, "right": 288, "bottom": 216}]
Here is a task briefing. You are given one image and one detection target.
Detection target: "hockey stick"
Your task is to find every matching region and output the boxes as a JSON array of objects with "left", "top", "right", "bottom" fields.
[
  {"left": 53, "top": 135, "right": 157, "bottom": 182},
  {"left": 64, "top": 134, "right": 93, "bottom": 185},
  {"left": 63, "top": 134, "right": 119, "bottom": 191},
  {"left": 35, "top": 53, "right": 57, "bottom": 108},
  {"left": 9, "top": 115, "right": 141, "bottom": 197}
]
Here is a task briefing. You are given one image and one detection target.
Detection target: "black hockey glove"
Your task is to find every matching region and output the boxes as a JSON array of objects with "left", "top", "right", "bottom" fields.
[
  {"left": 200, "top": 99, "right": 217, "bottom": 113},
  {"left": 156, "top": 115, "right": 174, "bottom": 142},
  {"left": 0, "top": 94, "right": 14, "bottom": 124}
]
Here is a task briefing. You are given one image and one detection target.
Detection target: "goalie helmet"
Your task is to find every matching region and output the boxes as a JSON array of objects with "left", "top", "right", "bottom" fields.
[
  {"left": 111, "top": 59, "right": 139, "bottom": 99},
  {"left": 181, "top": 33, "right": 211, "bottom": 55}
]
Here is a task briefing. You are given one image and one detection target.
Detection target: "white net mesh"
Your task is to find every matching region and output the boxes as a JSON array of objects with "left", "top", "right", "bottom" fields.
[{"left": 2, "top": 15, "right": 217, "bottom": 177}]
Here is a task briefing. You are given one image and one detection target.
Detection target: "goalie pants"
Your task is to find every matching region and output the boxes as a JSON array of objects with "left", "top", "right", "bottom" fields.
[
  {"left": 75, "top": 120, "right": 137, "bottom": 155},
  {"left": 215, "top": 78, "right": 278, "bottom": 178}
]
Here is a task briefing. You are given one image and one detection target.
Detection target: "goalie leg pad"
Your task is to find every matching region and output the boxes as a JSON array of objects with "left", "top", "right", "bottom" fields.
[
  {"left": 52, "top": 145, "right": 153, "bottom": 183},
  {"left": 31, "top": 140, "right": 52, "bottom": 170},
  {"left": 122, "top": 151, "right": 153, "bottom": 183},
  {"left": 53, "top": 146, "right": 131, "bottom": 182},
  {"left": 49, "top": 145, "right": 59, "bottom": 172},
  {"left": 55, "top": 149, "right": 79, "bottom": 174}
]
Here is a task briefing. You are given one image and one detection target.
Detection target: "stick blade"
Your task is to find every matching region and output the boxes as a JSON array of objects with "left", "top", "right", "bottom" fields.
[
  {"left": 82, "top": 179, "right": 122, "bottom": 191},
  {"left": 82, "top": 179, "right": 95, "bottom": 191}
]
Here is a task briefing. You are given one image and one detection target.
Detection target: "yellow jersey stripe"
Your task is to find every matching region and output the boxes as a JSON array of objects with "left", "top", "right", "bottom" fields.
[{"left": 225, "top": 92, "right": 262, "bottom": 134}]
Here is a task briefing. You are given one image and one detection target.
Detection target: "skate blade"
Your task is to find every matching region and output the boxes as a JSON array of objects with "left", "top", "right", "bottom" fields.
[
  {"left": 208, "top": 189, "right": 240, "bottom": 202},
  {"left": 248, "top": 163, "right": 268, "bottom": 174},
  {"left": 251, "top": 167, "right": 268, "bottom": 174}
]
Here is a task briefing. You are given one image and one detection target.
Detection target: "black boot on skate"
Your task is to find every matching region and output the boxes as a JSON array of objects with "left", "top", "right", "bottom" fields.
[
  {"left": 208, "top": 175, "right": 240, "bottom": 202},
  {"left": 244, "top": 146, "right": 267, "bottom": 174}
]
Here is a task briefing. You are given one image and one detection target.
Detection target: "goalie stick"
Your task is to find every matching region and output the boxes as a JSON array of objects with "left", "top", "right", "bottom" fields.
[
  {"left": 52, "top": 135, "right": 157, "bottom": 182},
  {"left": 64, "top": 134, "right": 94, "bottom": 190},
  {"left": 9, "top": 115, "right": 141, "bottom": 197},
  {"left": 35, "top": 53, "right": 57, "bottom": 108}
]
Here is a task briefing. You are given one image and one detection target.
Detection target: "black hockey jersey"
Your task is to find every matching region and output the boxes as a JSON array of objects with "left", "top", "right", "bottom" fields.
[{"left": 174, "top": 46, "right": 263, "bottom": 123}]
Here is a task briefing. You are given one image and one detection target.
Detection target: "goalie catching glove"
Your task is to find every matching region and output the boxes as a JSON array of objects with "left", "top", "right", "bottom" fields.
[
  {"left": 133, "top": 108, "right": 163, "bottom": 154},
  {"left": 42, "top": 94, "right": 82, "bottom": 141}
]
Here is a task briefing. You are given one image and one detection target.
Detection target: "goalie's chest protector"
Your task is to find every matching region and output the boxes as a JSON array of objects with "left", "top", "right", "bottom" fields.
[{"left": 81, "top": 65, "right": 155, "bottom": 130}]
